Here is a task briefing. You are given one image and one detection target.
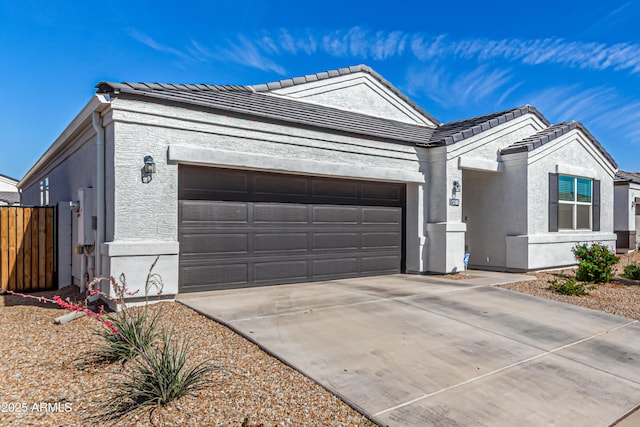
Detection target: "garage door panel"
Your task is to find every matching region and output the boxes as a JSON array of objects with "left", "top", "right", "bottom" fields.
[
  {"left": 254, "top": 174, "right": 309, "bottom": 197},
  {"left": 254, "top": 203, "right": 309, "bottom": 223},
  {"left": 180, "top": 169, "right": 249, "bottom": 199},
  {"left": 181, "top": 233, "right": 249, "bottom": 254},
  {"left": 361, "top": 255, "right": 402, "bottom": 273},
  {"left": 361, "top": 183, "right": 403, "bottom": 202},
  {"left": 254, "top": 233, "right": 308, "bottom": 252},
  {"left": 313, "top": 258, "right": 359, "bottom": 276},
  {"left": 179, "top": 167, "right": 404, "bottom": 292},
  {"left": 181, "top": 201, "right": 249, "bottom": 224},
  {"left": 312, "top": 180, "right": 358, "bottom": 199},
  {"left": 254, "top": 260, "right": 309, "bottom": 282},
  {"left": 362, "top": 232, "right": 401, "bottom": 249},
  {"left": 181, "top": 263, "right": 249, "bottom": 290},
  {"left": 313, "top": 233, "right": 360, "bottom": 250},
  {"left": 312, "top": 206, "right": 358, "bottom": 223},
  {"left": 362, "top": 207, "right": 402, "bottom": 224}
]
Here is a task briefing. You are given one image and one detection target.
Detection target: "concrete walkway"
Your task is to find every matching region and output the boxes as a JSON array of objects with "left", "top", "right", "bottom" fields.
[{"left": 179, "top": 272, "right": 640, "bottom": 426}]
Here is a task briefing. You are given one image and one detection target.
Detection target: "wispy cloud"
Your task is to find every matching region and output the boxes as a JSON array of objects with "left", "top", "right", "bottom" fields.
[
  {"left": 524, "top": 85, "right": 640, "bottom": 144},
  {"left": 230, "top": 27, "right": 640, "bottom": 75},
  {"left": 218, "top": 36, "right": 287, "bottom": 75},
  {"left": 128, "top": 26, "right": 640, "bottom": 77},
  {"left": 410, "top": 36, "right": 640, "bottom": 74},
  {"left": 126, "top": 29, "right": 189, "bottom": 59},
  {"left": 405, "top": 64, "right": 519, "bottom": 108}
]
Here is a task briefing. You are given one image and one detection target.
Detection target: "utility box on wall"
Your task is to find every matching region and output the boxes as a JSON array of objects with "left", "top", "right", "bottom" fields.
[{"left": 77, "top": 188, "right": 96, "bottom": 246}]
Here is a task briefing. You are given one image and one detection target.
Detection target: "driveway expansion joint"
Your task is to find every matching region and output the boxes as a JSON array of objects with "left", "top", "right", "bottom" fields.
[{"left": 373, "top": 319, "right": 639, "bottom": 418}]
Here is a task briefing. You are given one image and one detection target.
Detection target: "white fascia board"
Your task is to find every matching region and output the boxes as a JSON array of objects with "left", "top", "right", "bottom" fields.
[
  {"left": 19, "top": 94, "right": 111, "bottom": 188},
  {"left": 168, "top": 144, "right": 426, "bottom": 183},
  {"left": 458, "top": 156, "right": 503, "bottom": 173}
]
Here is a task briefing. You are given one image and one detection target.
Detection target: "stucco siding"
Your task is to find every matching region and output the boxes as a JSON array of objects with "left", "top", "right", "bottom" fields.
[
  {"left": 270, "top": 72, "right": 436, "bottom": 126},
  {"left": 20, "top": 124, "right": 98, "bottom": 206},
  {"left": 526, "top": 131, "right": 615, "bottom": 236},
  {"left": 462, "top": 165, "right": 527, "bottom": 269},
  {"left": 446, "top": 114, "right": 547, "bottom": 162}
]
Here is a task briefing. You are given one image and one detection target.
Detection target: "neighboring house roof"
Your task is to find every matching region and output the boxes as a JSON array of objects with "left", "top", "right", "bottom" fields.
[
  {"left": 615, "top": 170, "right": 640, "bottom": 185},
  {"left": 0, "top": 192, "right": 20, "bottom": 205},
  {"left": 501, "top": 121, "right": 618, "bottom": 168},
  {"left": 0, "top": 173, "right": 18, "bottom": 183},
  {"left": 249, "top": 64, "right": 441, "bottom": 126},
  {"left": 421, "top": 105, "right": 550, "bottom": 147},
  {"left": 96, "top": 81, "right": 435, "bottom": 145}
]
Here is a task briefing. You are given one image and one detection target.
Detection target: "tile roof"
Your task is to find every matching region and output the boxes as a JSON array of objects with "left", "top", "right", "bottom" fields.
[
  {"left": 422, "top": 105, "right": 550, "bottom": 147},
  {"left": 96, "top": 81, "right": 435, "bottom": 145},
  {"left": 0, "top": 192, "right": 19, "bottom": 205},
  {"left": 615, "top": 170, "right": 640, "bottom": 184},
  {"left": 249, "top": 64, "right": 440, "bottom": 126},
  {"left": 501, "top": 121, "right": 618, "bottom": 168}
]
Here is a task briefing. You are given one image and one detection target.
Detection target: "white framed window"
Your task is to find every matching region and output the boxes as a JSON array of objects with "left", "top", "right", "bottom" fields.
[{"left": 558, "top": 175, "right": 592, "bottom": 230}]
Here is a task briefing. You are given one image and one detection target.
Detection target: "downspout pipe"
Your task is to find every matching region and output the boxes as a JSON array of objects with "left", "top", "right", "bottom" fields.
[{"left": 91, "top": 112, "right": 105, "bottom": 279}]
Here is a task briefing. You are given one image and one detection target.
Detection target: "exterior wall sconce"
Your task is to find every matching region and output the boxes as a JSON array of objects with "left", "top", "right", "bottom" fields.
[
  {"left": 633, "top": 199, "right": 637, "bottom": 209},
  {"left": 142, "top": 155, "right": 156, "bottom": 184},
  {"left": 449, "top": 180, "right": 462, "bottom": 206}
]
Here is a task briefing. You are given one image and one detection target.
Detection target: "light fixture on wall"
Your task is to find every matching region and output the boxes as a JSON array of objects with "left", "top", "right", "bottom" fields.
[
  {"left": 452, "top": 180, "right": 461, "bottom": 193},
  {"left": 633, "top": 199, "right": 637, "bottom": 209},
  {"left": 142, "top": 155, "right": 156, "bottom": 184}
]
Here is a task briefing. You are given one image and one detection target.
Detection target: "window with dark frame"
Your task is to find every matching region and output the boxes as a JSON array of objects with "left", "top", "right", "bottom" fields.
[{"left": 558, "top": 175, "right": 592, "bottom": 230}]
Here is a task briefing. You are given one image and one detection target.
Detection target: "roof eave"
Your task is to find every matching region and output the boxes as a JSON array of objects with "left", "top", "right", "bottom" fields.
[{"left": 19, "top": 94, "right": 111, "bottom": 188}]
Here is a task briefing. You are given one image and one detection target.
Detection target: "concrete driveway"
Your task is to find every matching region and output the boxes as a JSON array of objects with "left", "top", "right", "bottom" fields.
[{"left": 179, "top": 272, "right": 640, "bottom": 426}]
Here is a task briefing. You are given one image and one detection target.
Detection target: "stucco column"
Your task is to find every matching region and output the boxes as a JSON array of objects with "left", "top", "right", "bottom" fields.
[
  {"left": 424, "top": 152, "right": 466, "bottom": 273},
  {"left": 405, "top": 183, "right": 427, "bottom": 273}
]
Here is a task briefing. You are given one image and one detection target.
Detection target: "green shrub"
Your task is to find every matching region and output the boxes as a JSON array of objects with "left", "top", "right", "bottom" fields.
[
  {"left": 572, "top": 243, "right": 619, "bottom": 283},
  {"left": 549, "top": 276, "right": 588, "bottom": 296},
  {"left": 622, "top": 263, "right": 640, "bottom": 281},
  {"left": 84, "top": 308, "right": 160, "bottom": 364},
  {"left": 98, "top": 332, "right": 216, "bottom": 420}
]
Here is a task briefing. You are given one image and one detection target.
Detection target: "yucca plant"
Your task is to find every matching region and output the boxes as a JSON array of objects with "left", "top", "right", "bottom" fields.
[
  {"left": 82, "top": 307, "right": 160, "bottom": 365},
  {"left": 97, "top": 332, "right": 216, "bottom": 420}
]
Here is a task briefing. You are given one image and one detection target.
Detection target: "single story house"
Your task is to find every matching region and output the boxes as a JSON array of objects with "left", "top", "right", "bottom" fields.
[
  {"left": 614, "top": 170, "right": 640, "bottom": 252},
  {"left": 18, "top": 65, "right": 618, "bottom": 302},
  {"left": 0, "top": 174, "right": 20, "bottom": 206}
]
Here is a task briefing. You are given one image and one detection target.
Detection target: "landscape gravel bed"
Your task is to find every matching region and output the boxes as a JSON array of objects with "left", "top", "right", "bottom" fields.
[
  {"left": 500, "top": 250, "right": 640, "bottom": 321},
  {"left": 0, "top": 290, "right": 373, "bottom": 426}
]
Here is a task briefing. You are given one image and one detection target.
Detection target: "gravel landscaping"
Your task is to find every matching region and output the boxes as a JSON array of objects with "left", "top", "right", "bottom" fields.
[
  {"left": 0, "top": 289, "right": 373, "bottom": 426},
  {"left": 500, "top": 250, "right": 640, "bottom": 321}
]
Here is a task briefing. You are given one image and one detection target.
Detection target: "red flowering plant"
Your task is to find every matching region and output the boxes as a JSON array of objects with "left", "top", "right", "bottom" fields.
[
  {"left": 80, "top": 258, "right": 164, "bottom": 365},
  {"left": 6, "top": 289, "right": 118, "bottom": 333},
  {"left": 572, "top": 242, "right": 619, "bottom": 284}
]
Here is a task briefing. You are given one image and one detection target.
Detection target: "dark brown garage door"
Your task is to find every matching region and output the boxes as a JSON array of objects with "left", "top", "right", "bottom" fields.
[{"left": 178, "top": 166, "right": 405, "bottom": 292}]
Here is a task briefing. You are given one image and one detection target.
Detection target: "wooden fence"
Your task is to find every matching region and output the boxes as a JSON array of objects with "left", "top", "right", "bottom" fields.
[{"left": 0, "top": 206, "right": 56, "bottom": 292}]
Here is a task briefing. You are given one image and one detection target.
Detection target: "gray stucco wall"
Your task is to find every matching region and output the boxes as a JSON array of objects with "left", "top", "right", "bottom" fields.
[
  {"left": 462, "top": 165, "right": 527, "bottom": 269},
  {"left": 21, "top": 124, "right": 98, "bottom": 206}
]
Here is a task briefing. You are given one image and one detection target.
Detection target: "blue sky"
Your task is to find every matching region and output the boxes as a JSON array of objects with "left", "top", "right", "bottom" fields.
[{"left": 1, "top": 0, "right": 639, "bottom": 180}]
